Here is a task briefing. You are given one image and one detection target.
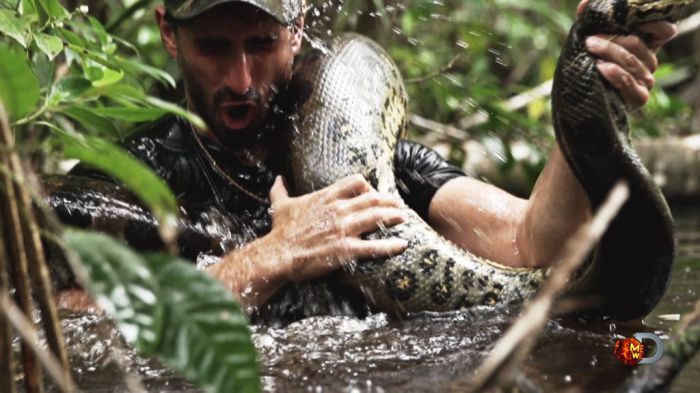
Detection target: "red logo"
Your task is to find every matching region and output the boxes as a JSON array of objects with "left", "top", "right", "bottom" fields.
[{"left": 613, "top": 333, "right": 664, "bottom": 365}]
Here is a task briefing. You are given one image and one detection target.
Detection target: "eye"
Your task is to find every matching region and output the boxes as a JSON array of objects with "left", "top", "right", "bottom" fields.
[
  {"left": 195, "top": 39, "right": 230, "bottom": 54},
  {"left": 248, "top": 33, "right": 279, "bottom": 51}
]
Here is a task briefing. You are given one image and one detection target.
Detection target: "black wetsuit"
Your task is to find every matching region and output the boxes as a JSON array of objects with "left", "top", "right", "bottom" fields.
[{"left": 72, "top": 115, "right": 466, "bottom": 323}]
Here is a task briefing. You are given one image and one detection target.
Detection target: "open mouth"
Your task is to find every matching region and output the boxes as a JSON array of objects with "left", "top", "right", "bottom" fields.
[{"left": 220, "top": 103, "right": 255, "bottom": 130}]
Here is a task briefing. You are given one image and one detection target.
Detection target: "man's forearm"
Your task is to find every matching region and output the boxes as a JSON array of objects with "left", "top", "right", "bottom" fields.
[
  {"left": 206, "top": 232, "right": 292, "bottom": 308},
  {"left": 516, "top": 145, "right": 592, "bottom": 266}
]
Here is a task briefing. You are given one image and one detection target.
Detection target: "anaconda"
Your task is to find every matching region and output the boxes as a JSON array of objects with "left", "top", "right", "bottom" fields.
[
  {"left": 43, "top": 0, "right": 691, "bottom": 319},
  {"left": 286, "top": 0, "right": 691, "bottom": 318}
]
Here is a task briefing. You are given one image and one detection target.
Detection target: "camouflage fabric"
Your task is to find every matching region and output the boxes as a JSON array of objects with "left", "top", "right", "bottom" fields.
[{"left": 164, "top": 0, "right": 303, "bottom": 23}]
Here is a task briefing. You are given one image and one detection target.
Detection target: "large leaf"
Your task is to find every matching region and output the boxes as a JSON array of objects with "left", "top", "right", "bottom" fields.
[
  {"left": 55, "top": 130, "right": 177, "bottom": 225},
  {"left": 114, "top": 55, "right": 177, "bottom": 88},
  {"left": 0, "top": 9, "right": 31, "bottom": 47},
  {"left": 63, "top": 230, "right": 163, "bottom": 352},
  {"left": 63, "top": 106, "right": 119, "bottom": 136},
  {"left": 91, "top": 106, "right": 168, "bottom": 122},
  {"left": 149, "top": 254, "right": 260, "bottom": 393},
  {"left": 63, "top": 230, "right": 260, "bottom": 393},
  {"left": 34, "top": 32, "right": 64, "bottom": 60},
  {"left": 36, "top": 0, "right": 69, "bottom": 20},
  {"left": 0, "top": 44, "right": 40, "bottom": 120}
]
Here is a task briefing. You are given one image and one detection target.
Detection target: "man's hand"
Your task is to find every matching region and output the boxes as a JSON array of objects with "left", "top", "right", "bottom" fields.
[
  {"left": 577, "top": 0, "right": 678, "bottom": 109},
  {"left": 268, "top": 174, "right": 408, "bottom": 282},
  {"left": 208, "top": 174, "right": 408, "bottom": 307}
]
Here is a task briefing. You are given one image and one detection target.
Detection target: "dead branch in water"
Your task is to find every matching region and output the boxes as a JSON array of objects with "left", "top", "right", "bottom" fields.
[
  {"left": 450, "top": 182, "right": 629, "bottom": 393},
  {"left": 1, "top": 102, "right": 74, "bottom": 391}
]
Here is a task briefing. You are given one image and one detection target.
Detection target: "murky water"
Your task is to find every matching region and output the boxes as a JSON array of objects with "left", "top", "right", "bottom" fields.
[{"left": 23, "top": 206, "right": 700, "bottom": 392}]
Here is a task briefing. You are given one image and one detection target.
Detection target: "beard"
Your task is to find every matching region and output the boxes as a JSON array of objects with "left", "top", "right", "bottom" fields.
[{"left": 181, "top": 64, "right": 289, "bottom": 151}]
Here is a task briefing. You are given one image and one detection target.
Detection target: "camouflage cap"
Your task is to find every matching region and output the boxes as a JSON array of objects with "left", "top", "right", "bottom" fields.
[{"left": 164, "top": 0, "right": 303, "bottom": 24}]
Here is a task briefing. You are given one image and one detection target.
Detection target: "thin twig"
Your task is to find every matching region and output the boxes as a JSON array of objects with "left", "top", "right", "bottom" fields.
[
  {"left": 0, "top": 208, "right": 17, "bottom": 393},
  {"left": 0, "top": 293, "right": 77, "bottom": 393},
  {"left": 457, "top": 182, "right": 629, "bottom": 392},
  {"left": 405, "top": 54, "right": 462, "bottom": 84}
]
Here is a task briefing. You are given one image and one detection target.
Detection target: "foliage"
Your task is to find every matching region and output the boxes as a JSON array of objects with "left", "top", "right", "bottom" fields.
[
  {"left": 0, "top": 1, "right": 259, "bottom": 392},
  {"left": 64, "top": 230, "right": 260, "bottom": 393}
]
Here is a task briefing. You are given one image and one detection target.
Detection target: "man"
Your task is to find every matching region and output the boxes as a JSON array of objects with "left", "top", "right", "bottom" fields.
[{"left": 62, "top": 0, "right": 677, "bottom": 319}]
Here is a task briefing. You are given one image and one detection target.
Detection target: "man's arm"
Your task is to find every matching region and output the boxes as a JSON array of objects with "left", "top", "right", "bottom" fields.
[
  {"left": 207, "top": 175, "right": 409, "bottom": 307},
  {"left": 428, "top": 1, "right": 678, "bottom": 268}
]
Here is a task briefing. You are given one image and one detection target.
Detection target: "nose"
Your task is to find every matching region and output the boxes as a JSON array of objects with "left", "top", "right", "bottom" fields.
[{"left": 224, "top": 52, "right": 252, "bottom": 95}]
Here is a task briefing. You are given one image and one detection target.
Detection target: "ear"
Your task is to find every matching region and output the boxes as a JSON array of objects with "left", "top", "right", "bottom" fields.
[
  {"left": 290, "top": 16, "right": 304, "bottom": 56},
  {"left": 155, "top": 5, "right": 178, "bottom": 59}
]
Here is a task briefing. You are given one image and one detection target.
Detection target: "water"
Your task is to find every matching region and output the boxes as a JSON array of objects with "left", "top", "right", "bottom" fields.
[{"left": 23, "top": 206, "right": 700, "bottom": 392}]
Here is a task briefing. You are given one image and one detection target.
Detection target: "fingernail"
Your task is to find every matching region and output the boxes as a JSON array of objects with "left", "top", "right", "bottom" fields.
[{"left": 586, "top": 36, "right": 602, "bottom": 50}]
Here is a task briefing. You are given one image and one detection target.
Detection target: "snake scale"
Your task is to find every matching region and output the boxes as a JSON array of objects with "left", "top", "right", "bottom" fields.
[{"left": 44, "top": 0, "right": 691, "bottom": 319}]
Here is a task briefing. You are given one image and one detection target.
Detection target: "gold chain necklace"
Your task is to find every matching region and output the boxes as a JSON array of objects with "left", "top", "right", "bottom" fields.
[{"left": 189, "top": 126, "right": 268, "bottom": 205}]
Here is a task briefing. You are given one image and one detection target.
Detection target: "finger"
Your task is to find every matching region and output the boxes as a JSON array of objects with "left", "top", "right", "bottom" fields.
[
  {"left": 596, "top": 60, "right": 650, "bottom": 109},
  {"left": 344, "top": 237, "right": 409, "bottom": 260},
  {"left": 586, "top": 35, "right": 655, "bottom": 88},
  {"left": 342, "top": 207, "right": 407, "bottom": 236},
  {"left": 269, "top": 175, "right": 289, "bottom": 205},
  {"left": 337, "top": 190, "right": 403, "bottom": 214},
  {"left": 636, "top": 21, "right": 678, "bottom": 51},
  {"left": 326, "top": 174, "right": 373, "bottom": 200}
]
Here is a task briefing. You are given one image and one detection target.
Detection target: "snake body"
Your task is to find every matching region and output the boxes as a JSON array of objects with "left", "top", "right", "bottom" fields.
[
  {"left": 288, "top": 0, "right": 691, "bottom": 317},
  {"left": 45, "top": 0, "right": 691, "bottom": 319},
  {"left": 288, "top": 35, "right": 546, "bottom": 313},
  {"left": 551, "top": 0, "right": 692, "bottom": 319}
]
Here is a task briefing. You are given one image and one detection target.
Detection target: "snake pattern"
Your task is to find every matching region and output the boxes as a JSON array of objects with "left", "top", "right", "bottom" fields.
[{"left": 44, "top": 0, "right": 693, "bottom": 319}]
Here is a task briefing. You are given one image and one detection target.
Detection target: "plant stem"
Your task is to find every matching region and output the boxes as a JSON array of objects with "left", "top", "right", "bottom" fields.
[
  {"left": 0, "top": 211, "right": 17, "bottom": 393},
  {"left": 0, "top": 105, "right": 42, "bottom": 392}
]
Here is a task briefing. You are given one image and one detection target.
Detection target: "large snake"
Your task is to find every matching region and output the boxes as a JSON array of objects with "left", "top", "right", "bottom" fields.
[
  {"left": 286, "top": 0, "right": 691, "bottom": 318},
  {"left": 44, "top": 0, "right": 691, "bottom": 319}
]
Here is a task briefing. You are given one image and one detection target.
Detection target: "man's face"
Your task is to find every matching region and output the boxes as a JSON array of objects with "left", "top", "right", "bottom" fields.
[{"left": 158, "top": 3, "right": 302, "bottom": 150}]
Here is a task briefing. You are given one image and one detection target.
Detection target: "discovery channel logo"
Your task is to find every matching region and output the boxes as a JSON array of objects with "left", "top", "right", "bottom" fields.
[{"left": 613, "top": 332, "right": 664, "bottom": 365}]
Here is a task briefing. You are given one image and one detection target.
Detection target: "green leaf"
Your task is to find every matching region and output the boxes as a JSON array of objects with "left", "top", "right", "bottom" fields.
[
  {"left": 58, "top": 28, "right": 86, "bottom": 47},
  {"left": 91, "top": 106, "right": 168, "bottom": 122},
  {"left": 87, "top": 16, "right": 110, "bottom": 46},
  {"left": 145, "top": 97, "right": 207, "bottom": 130},
  {"left": 0, "top": 10, "right": 31, "bottom": 47},
  {"left": 83, "top": 83, "right": 146, "bottom": 101},
  {"left": 114, "top": 55, "right": 177, "bottom": 88},
  {"left": 63, "top": 230, "right": 164, "bottom": 353},
  {"left": 63, "top": 230, "right": 260, "bottom": 393},
  {"left": 36, "top": 0, "right": 69, "bottom": 20},
  {"left": 34, "top": 32, "right": 64, "bottom": 60},
  {"left": 0, "top": 45, "right": 40, "bottom": 120},
  {"left": 148, "top": 253, "right": 260, "bottom": 393},
  {"left": 63, "top": 106, "right": 119, "bottom": 136},
  {"left": 56, "top": 131, "right": 177, "bottom": 223},
  {"left": 54, "top": 77, "right": 92, "bottom": 100},
  {"left": 91, "top": 67, "right": 124, "bottom": 87}
]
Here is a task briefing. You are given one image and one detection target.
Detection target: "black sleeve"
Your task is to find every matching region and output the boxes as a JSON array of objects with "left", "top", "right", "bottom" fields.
[{"left": 394, "top": 140, "right": 466, "bottom": 220}]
